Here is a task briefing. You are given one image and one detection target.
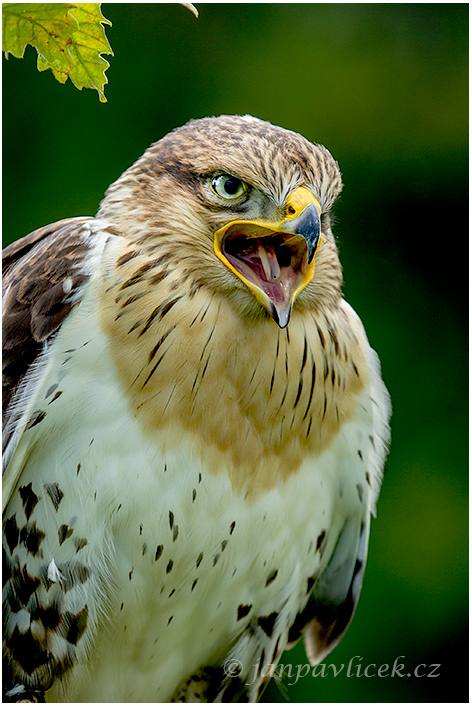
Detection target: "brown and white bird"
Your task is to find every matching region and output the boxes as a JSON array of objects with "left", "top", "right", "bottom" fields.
[{"left": 3, "top": 115, "right": 390, "bottom": 703}]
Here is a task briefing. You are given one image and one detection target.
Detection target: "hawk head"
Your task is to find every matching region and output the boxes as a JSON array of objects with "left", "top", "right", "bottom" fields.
[{"left": 98, "top": 115, "right": 344, "bottom": 327}]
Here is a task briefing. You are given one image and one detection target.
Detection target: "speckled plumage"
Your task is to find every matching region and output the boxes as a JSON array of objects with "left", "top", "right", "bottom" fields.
[{"left": 3, "top": 115, "right": 390, "bottom": 702}]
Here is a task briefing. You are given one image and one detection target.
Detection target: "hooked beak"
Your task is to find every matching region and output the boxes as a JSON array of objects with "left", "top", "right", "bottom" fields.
[{"left": 214, "top": 186, "right": 321, "bottom": 328}]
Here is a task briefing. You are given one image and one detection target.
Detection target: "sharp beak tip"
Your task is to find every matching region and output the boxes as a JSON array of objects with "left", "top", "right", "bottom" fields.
[{"left": 271, "top": 303, "right": 292, "bottom": 328}]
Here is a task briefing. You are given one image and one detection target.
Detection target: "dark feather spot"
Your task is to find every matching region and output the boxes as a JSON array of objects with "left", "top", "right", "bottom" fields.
[
  {"left": 166, "top": 559, "right": 174, "bottom": 574},
  {"left": 5, "top": 626, "right": 48, "bottom": 675},
  {"left": 229, "top": 521, "right": 236, "bottom": 535},
  {"left": 303, "top": 362, "right": 316, "bottom": 421},
  {"left": 25, "top": 410, "right": 46, "bottom": 430},
  {"left": 316, "top": 530, "right": 326, "bottom": 552},
  {"left": 327, "top": 324, "right": 340, "bottom": 356},
  {"left": 356, "top": 483, "right": 364, "bottom": 502},
  {"left": 265, "top": 569, "right": 278, "bottom": 587},
  {"left": 322, "top": 393, "right": 328, "bottom": 420},
  {"left": 5, "top": 587, "right": 23, "bottom": 614},
  {"left": 148, "top": 325, "right": 177, "bottom": 362},
  {"left": 5, "top": 515, "right": 20, "bottom": 554},
  {"left": 237, "top": 604, "right": 252, "bottom": 620},
  {"left": 169, "top": 511, "right": 174, "bottom": 529},
  {"left": 45, "top": 384, "right": 58, "bottom": 398},
  {"left": 52, "top": 652, "right": 75, "bottom": 681},
  {"left": 10, "top": 565, "right": 40, "bottom": 605},
  {"left": 306, "top": 576, "right": 316, "bottom": 594},
  {"left": 155, "top": 545, "right": 163, "bottom": 561},
  {"left": 173, "top": 525, "right": 179, "bottom": 542},
  {"left": 116, "top": 250, "right": 139, "bottom": 267},
  {"left": 120, "top": 262, "right": 154, "bottom": 290},
  {"left": 73, "top": 537, "right": 88, "bottom": 553},
  {"left": 73, "top": 563, "right": 90, "bottom": 585},
  {"left": 19, "top": 483, "right": 39, "bottom": 520},
  {"left": 20, "top": 522, "right": 45, "bottom": 556},
  {"left": 44, "top": 482, "right": 64, "bottom": 511},
  {"left": 142, "top": 348, "right": 170, "bottom": 388},
  {"left": 357, "top": 449, "right": 364, "bottom": 461},
  {"left": 47, "top": 390, "right": 63, "bottom": 404},
  {"left": 257, "top": 612, "right": 278, "bottom": 638},
  {"left": 37, "top": 604, "right": 61, "bottom": 631},
  {"left": 293, "top": 378, "right": 304, "bottom": 410},
  {"left": 139, "top": 296, "right": 181, "bottom": 336},
  {"left": 148, "top": 268, "right": 170, "bottom": 287},
  {"left": 305, "top": 415, "right": 313, "bottom": 439},
  {"left": 196, "top": 552, "right": 203, "bottom": 568},
  {"left": 64, "top": 605, "right": 88, "bottom": 645},
  {"left": 191, "top": 578, "right": 198, "bottom": 591},
  {"left": 323, "top": 356, "right": 329, "bottom": 381},
  {"left": 58, "top": 524, "right": 73, "bottom": 546}
]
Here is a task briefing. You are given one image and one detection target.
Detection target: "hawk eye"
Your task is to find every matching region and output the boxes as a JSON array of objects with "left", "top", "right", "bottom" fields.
[{"left": 211, "top": 174, "right": 247, "bottom": 200}]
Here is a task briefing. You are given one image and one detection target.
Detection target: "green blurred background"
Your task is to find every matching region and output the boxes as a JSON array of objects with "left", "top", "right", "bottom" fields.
[{"left": 3, "top": 3, "right": 468, "bottom": 702}]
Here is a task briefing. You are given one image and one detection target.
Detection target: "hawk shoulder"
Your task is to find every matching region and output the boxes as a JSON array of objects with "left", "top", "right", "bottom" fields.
[{"left": 2, "top": 217, "right": 121, "bottom": 486}]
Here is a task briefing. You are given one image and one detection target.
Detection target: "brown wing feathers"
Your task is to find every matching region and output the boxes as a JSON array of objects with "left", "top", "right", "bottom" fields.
[{"left": 2, "top": 218, "right": 94, "bottom": 426}]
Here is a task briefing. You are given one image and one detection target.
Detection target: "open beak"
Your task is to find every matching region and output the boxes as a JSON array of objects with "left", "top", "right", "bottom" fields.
[{"left": 214, "top": 187, "right": 321, "bottom": 328}]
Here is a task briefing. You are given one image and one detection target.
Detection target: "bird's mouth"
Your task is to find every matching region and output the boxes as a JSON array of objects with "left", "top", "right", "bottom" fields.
[
  {"left": 214, "top": 188, "right": 321, "bottom": 328},
  {"left": 220, "top": 225, "right": 313, "bottom": 327}
]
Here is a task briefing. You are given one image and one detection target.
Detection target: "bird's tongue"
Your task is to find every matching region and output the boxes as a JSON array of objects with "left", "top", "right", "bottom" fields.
[
  {"left": 223, "top": 228, "right": 308, "bottom": 309},
  {"left": 256, "top": 242, "right": 281, "bottom": 283}
]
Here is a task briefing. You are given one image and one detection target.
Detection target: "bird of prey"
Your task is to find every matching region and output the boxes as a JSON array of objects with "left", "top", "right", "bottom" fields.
[{"left": 3, "top": 115, "right": 390, "bottom": 703}]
